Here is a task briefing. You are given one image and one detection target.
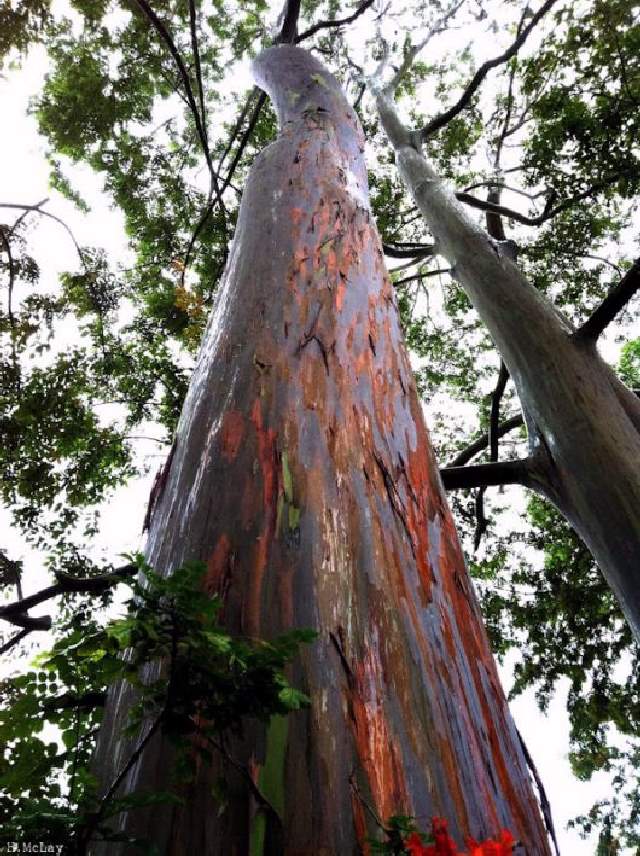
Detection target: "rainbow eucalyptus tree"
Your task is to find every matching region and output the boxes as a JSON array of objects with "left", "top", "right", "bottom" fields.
[{"left": 92, "top": 46, "right": 550, "bottom": 855}]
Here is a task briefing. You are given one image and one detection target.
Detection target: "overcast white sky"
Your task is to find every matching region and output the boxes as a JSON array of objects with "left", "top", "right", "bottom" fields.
[{"left": 0, "top": 11, "right": 626, "bottom": 852}]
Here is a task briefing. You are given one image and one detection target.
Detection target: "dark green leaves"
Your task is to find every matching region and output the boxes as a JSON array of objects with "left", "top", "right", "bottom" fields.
[{"left": 0, "top": 558, "right": 315, "bottom": 851}]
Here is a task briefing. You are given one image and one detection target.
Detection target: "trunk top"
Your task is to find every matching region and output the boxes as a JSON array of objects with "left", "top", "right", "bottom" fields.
[{"left": 252, "top": 45, "right": 369, "bottom": 206}]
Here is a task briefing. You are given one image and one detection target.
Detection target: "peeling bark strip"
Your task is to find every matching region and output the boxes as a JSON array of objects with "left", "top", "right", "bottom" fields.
[{"left": 91, "top": 47, "right": 550, "bottom": 855}]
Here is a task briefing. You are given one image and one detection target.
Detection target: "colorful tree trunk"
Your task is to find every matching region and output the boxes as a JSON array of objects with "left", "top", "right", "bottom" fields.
[{"left": 92, "top": 46, "right": 550, "bottom": 855}]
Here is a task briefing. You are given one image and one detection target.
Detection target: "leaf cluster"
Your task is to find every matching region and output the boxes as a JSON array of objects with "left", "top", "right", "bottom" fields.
[{"left": 0, "top": 558, "right": 314, "bottom": 853}]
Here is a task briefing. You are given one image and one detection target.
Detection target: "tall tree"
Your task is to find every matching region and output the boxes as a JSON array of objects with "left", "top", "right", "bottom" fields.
[
  {"left": 91, "top": 44, "right": 550, "bottom": 854},
  {"left": 1, "top": 0, "right": 639, "bottom": 848},
  {"left": 372, "top": 0, "right": 640, "bottom": 642}
]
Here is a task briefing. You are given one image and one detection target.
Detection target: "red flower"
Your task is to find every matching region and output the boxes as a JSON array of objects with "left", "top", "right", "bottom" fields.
[
  {"left": 403, "top": 818, "right": 516, "bottom": 856},
  {"left": 465, "top": 828, "right": 516, "bottom": 856},
  {"left": 405, "top": 832, "right": 431, "bottom": 856},
  {"left": 431, "top": 817, "right": 462, "bottom": 855}
]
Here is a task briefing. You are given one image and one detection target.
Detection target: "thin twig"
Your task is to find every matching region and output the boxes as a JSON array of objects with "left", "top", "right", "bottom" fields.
[
  {"left": 295, "top": 0, "right": 375, "bottom": 43},
  {"left": 393, "top": 267, "right": 451, "bottom": 287},
  {"left": 0, "top": 627, "right": 31, "bottom": 656},
  {"left": 421, "top": 0, "right": 559, "bottom": 140},
  {"left": 129, "top": 0, "right": 225, "bottom": 219},
  {"left": 0, "top": 200, "right": 84, "bottom": 261},
  {"left": 188, "top": 0, "right": 208, "bottom": 152}
]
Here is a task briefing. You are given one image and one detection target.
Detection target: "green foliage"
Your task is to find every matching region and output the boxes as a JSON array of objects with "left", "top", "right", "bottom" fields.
[
  {"left": 0, "top": 0, "right": 52, "bottom": 64},
  {"left": 370, "top": 814, "right": 424, "bottom": 854},
  {"left": 619, "top": 338, "right": 640, "bottom": 389},
  {"left": 0, "top": 558, "right": 314, "bottom": 852}
]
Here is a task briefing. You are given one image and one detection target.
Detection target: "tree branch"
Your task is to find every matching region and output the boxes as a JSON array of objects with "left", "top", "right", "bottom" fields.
[
  {"left": 188, "top": 0, "right": 207, "bottom": 150},
  {"left": 440, "top": 458, "right": 532, "bottom": 490},
  {"left": 130, "top": 0, "right": 225, "bottom": 219},
  {"left": 216, "top": 89, "right": 259, "bottom": 175},
  {"left": 393, "top": 267, "right": 451, "bottom": 287},
  {"left": 220, "top": 91, "right": 267, "bottom": 196},
  {"left": 473, "top": 359, "right": 510, "bottom": 549},
  {"left": 0, "top": 200, "right": 84, "bottom": 260},
  {"left": 575, "top": 257, "right": 640, "bottom": 341},
  {"left": 209, "top": 735, "right": 283, "bottom": 825},
  {"left": 295, "top": 0, "right": 375, "bottom": 43},
  {"left": 516, "top": 727, "right": 561, "bottom": 856},
  {"left": 0, "top": 627, "right": 31, "bottom": 656},
  {"left": 0, "top": 564, "right": 137, "bottom": 629},
  {"left": 448, "top": 413, "right": 524, "bottom": 468},
  {"left": 454, "top": 189, "right": 556, "bottom": 225},
  {"left": 382, "top": 241, "right": 436, "bottom": 259},
  {"left": 275, "top": 0, "right": 302, "bottom": 43},
  {"left": 420, "top": 0, "right": 559, "bottom": 141},
  {"left": 456, "top": 166, "right": 639, "bottom": 227},
  {"left": 43, "top": 691, "right": 107, "bottom": 713}
]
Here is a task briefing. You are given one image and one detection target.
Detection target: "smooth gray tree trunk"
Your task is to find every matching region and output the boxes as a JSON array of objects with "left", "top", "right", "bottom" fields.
[{"left": 375, "top": 88, "right": 640, "bottom": 642}]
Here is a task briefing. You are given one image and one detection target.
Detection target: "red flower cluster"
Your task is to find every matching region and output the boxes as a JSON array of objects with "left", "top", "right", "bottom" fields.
[{"left": 404, "top": 818, "right": 515, "bottom": 856}]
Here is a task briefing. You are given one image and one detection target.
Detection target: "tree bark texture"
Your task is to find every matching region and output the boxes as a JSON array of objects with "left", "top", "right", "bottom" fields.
[
  {"left": 375, "top": 90, "right": 640, "bottom": 643},
  {"left": 92, "top": 47, "right": 550, "bottom": 855}
]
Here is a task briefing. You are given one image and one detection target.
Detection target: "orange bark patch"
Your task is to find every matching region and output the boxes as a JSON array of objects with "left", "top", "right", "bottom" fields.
[
  {"left": 351, "top": 786, "right": 371, "bottom": 856},
  {"left": 220, "top": 410, "right": 245, "bottom": 461},
  {"left": 250, "top": 398, "right": 278, "bottom": 509},
  {"left": 349, "top": 642, "right": 408, "bottom": 820},
  {"left": 204, "top": 533, "right": 232, "bottom": 595},
  {"left": 247, "top": 398, "right": 279, "bottom": 635}
]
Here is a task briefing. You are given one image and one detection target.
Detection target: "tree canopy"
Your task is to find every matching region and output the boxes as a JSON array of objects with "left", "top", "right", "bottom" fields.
[{"left": 1, "top": 0, "right": 639, "bottom": 851}]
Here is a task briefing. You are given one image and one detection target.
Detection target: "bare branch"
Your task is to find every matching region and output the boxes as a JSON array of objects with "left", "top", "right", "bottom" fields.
[
  {"left": 43, "top": 691, "right": 107, "bottom": 713},
  {"left": 216, "top": 89, "right": 259, "bottom": 175},
  {"left": 0, "top": 564, "right": 137, "bottom": 630},
  {"left": 448, "top": 413, "right": 524, "bottom": 468},
  {"left": 392, "top": 267, "right": 451, "bottom": 287},
  {"left": 0, "top": 627, "right": 31, "bottom": 656},
  {"left": 575, "top": 257, "right": 640, "bottom": 341},
  {"left": 295, "top": 0, "right": 375, "bottom": 43},
  {"left": 0, "top": 200, "right": 84, "bottom": 261},
  {"left": 3, "top": 612, "right": 52, "bottom": 631},
  {"left": 130, "top": 0, "right": 226, "bottom": 220},
  {"left": 454, "top": 189, "right": 556, "bottom": 225},
  {"left": 220, "top": 92, "right": 267, "bottom": 196},
  {"left": 473, "top": 359, "right": 509, "bottom": 549},
  {"left": 489, "top": 361, "right": 510, "bottom": 462},
  {"left": 188, "top": 0, "right": 207, "bottom": 149},
  {"left": 209, "top": 735, "right": 283, "bottom": 825},
  {"left": 463, "top": 180, "right": 548, "bottom": 202},
  {"left": 516, "top": 727, "right": 561, "bottom": 856},
  {"left": 440, "top": 458, "right": 532, "bottom": 490},
  {"left": 382, "top": 241, "right": 436, "bottom": 259},
  {"left": 421, "top": 0, "right": 559, "bottom": 141}
]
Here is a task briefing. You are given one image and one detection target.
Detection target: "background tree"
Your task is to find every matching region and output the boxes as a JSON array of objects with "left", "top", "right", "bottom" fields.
[{"left": 0, "top": 0, "right": 638, "bottom": 850}]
